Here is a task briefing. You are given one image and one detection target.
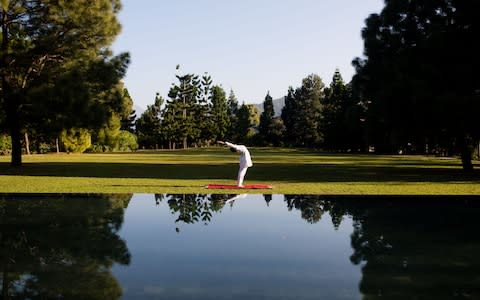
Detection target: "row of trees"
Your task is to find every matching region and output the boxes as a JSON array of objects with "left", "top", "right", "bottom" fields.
[
  {"left": 351, "top": 0, "right": 480, "bottom": 170},
  {"left": 135, "top": 68, "right": 365, "bottom": 152},
  {"left": 1, "top": 0, "right": 478, "bottom": 170},
  {"left": 135, "top": 68, "right": 263, "bottom": 149}
]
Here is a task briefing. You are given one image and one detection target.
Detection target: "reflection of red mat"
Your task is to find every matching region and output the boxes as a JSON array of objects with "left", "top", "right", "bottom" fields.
[{"left": 207, "top": 184, "right": 272, "bottom": 189}]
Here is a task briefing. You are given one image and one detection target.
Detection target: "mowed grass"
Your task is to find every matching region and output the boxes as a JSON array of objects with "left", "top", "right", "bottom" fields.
[{"left": 0, "top": 147, "right": 479, "bottom": 194}]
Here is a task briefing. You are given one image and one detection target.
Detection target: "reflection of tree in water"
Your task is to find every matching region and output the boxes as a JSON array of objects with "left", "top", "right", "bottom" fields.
[
  {"left": 0, "top": 194, "right": 132, "bottom": 299},
  {"left": 343, "top": 198, "right": 480, "bottom": 299},
  {"left": 263, "top": 194, "right": 272, "bottom": 206},
  {"left": 285, "top": 195, "right": 325, "bottom": 224},
  {"left": 156, "top": 194, "right": 350, "bottom": 230},
  {"left": 284, "top": 195, "right": 348, "bottom": 228},
  {"left": 155, "top": 194, "right": 240, "bottom": 231},
  {"left": 282, "top": 195, "right": 480, "bottom": 298}
]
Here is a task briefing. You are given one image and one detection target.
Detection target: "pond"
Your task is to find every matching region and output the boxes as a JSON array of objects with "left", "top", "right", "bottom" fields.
[{"left": 1, "top": 194, "right": 480, "bottom": 299}]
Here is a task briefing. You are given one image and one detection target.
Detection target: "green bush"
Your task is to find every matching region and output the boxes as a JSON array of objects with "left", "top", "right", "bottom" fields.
[
  {"left": 114, "top": 130, "right": 138, "bottom": 151},
  {"left": 60, "top": 128, "right": 91, "bottom": 153},
  {"left": 0, "top": 134, "right": 12, "bottom": 155},
  {"left": 38, "top": 142, "right": 54, "bottom": 154}
]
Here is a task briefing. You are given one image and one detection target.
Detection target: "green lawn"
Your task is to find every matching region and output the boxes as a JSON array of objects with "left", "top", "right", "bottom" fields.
[{"left": 1, "top": 147, "right": 479, "bottom": 194}]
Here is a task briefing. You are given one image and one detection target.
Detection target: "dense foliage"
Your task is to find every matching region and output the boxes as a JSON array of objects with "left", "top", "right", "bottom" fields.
[
  {"left": 0, "top": 0, "right": 129, "bottom": 165},
  {"left": 1, "top": 0, "right": 478, "bottom": 171},
  {"left": 352, "top": 0, "right": 480, "bottom": 169}
]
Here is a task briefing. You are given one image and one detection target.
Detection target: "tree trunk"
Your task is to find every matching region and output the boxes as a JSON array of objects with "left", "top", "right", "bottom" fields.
[
  {"left": 7, "top": 102, "right": 22, "bottom": 166},
  {"left": 56, "top": 138, "right": 60, "bottom": 153},
  {"left": 24, "top": 132, "right": 30, "bottom": 155},
  {"left": 2, "top": 8, "right": 21, "bottom": 166},
  {"left": 9, "top": 124, "right": 22, "bottom": 166},
  {"left": 459, "top": 136, "right": 473, "bottom": 171}
]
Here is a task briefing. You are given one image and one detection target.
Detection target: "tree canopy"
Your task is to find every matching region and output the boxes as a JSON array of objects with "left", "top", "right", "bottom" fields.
[
  {"left": 1, "top": 0, "right": 128, "bottom": 165},
  {"left": 352, "top": 0, "right": 480, "bottom": 169}
]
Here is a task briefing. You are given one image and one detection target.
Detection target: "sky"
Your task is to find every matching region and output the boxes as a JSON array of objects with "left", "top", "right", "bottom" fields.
[{"left": 112, "top": 0, "right": 385, "bottom": 111}]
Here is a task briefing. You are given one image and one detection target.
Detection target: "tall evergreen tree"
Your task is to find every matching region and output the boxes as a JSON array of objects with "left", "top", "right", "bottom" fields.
[
  {"left": 236, "top": 103, "right": 251, "bottom": 144},
  {"left": 120, "top": 88, "right": 136, "bottom": 133},
  {"left": 281, "top": 87, "right": 297, "bottom": 146},
  {"left": 135, "top": 94, "right": 163, "bottom": 149},
  {"left": 283, "top": 74, "right": 324, "bottom": 147},
  {"left": 226, "top": 89, "right": 239, "bottom": 140},
  {"left": 0, "top": 0, "right": 128, "bottom": 166},
  {"left": 210, "top": 85, "right": 230, "bottom": 141},
  {"left": 259, "top": 92, "right": 275, "bottom": 145},
  {"left": 321, "top": 69, "right": 351, "bottom": 150},
  {"left": 197, "top": 73, "right": 213, "bottom": 145},
  {"left": 167, "top": 73, "right": 201, "bottom": 149}
]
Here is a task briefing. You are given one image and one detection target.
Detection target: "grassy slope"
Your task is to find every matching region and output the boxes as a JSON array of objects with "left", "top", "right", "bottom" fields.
[{"left": 0, "top": 147, "right": 479, "bottom": 194}]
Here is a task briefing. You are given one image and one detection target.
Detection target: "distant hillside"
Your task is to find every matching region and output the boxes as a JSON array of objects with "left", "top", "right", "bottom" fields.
[
  {"left": 132, "top": 104, "right": 145, "bottom": 118},
  {"left": 252, "top": 97, "right": 285, "bottom": 117}
]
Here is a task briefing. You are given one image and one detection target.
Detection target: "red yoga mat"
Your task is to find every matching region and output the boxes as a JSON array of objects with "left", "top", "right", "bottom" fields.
[{"left": 206, "top": 184, "right": 272, "bottom": 189}]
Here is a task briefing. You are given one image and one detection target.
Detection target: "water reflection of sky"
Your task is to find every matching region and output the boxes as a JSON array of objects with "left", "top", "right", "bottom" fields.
[{"left": 113, "top": 194, "right": 361, "bottom": 299}]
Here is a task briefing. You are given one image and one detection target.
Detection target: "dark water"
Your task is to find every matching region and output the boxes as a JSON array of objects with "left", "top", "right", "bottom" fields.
[{"left": 1, "top": 194, "right": 480, "bottom": 299}]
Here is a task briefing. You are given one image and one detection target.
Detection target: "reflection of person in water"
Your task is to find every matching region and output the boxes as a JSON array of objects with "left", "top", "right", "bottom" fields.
[
  {"left": 225, "top": 194, "right": 247, "bottom": 205},
  {"left": 217, "top": 141, "right": 253, "bottom": 187}
]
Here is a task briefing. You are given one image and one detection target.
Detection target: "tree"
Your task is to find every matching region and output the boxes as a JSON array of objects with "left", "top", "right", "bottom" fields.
[
  {"left": 321, "top": 69, "right": 355, "bottom": 151},
  {"left": 281, "top": 87, "right": 297, "bottom": 146},
  {"left": 259, "top": 92, "right": 275, "bottom": 145},
  {"left": 352, "top": 0, "right": 480, "bottom": 169},
  {"left": 0, "top": 193, "right": 131, "bottom": 299},
  {"left": 247, "top": 104, "right": 260, "bottom": 128},
  {"left": 120, "top": 88, "right": 137, "bottom": 133},
  {"left": 196, "top": 73, "right": 213, "bottom": 145},
  {"left": 226, "top": 89, "right": 239, "bottom": 140},
  {"left": 281, "top": 74, "right": 324, "bottom": 147},
  {"left": 236, "top": 104, "right": 251, "bottom": 144},
  {"left": 269, "top": 117, "right": 286, "bottom": 147},
  {"left": 167, "top": 73, "right": 201, "bottom": 149},
  {"left": 0, "top": 0, "right": 128, "bottom": 166},
  {"left": 135, "top": 94, "right": 163, "bottom": 149},
  {"left": 210, "top": 85, "right": 230, "bottom": 141},
  {"left": 299, "top": 74, "right": 324, "bottom": 147}
]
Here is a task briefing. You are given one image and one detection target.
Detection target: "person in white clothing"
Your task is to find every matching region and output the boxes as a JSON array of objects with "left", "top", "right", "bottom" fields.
[{"left": 218, "top": 141, "right": 253, "bottom": 187}]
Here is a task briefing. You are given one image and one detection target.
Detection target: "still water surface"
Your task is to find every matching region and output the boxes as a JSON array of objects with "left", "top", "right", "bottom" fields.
[{"left": 1, "top": 194, "right": 479, "bottom": 299}]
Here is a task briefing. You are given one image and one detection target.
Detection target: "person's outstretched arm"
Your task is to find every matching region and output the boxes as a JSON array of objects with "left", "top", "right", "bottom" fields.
[{"left": 224, "top": 141, "right": 247, "bottom": 153}]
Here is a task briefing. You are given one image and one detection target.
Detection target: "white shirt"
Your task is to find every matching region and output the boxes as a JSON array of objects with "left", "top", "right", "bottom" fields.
[{"left": 225, "top": 142, "right": 253, "bottom": 167}]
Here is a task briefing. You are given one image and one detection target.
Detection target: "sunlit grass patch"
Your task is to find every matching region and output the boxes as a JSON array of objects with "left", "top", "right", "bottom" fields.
[{"left": 0, "top": 148, "right": 479, "bottom": 194}]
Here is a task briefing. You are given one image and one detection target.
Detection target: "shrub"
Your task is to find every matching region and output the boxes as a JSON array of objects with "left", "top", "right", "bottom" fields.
[
  {"left": 60, "top": 128, "right": 91, "bottom": 153},
  {"left": 114, "top": 130, "right": 138, "bottom": 151},
  {"left": 0, "top": 134, "right": 12, "bottom": 155}
]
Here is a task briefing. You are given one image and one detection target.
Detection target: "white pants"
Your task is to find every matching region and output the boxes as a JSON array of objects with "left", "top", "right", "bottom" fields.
[{"left": 237, "top": 165, "right": 249, "bottom": 187}]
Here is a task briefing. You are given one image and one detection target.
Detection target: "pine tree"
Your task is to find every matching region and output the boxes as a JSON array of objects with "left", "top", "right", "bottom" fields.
[
  {"left": 321, "top": 69, "right": 351, "bottom": 150},
  {"left": 167, "top": 73, "right": 201, "bottom": 149},
  {"left": 210, "top": 85, "right": 230, "bottom": 141},
  {"left": 1, "top": 0, "right": 127, "bottom": 165},
  {"left": 120, "top": 88, "right": 137, "bottom": 133},
  {"left": 197, "top": 73, "right": 213, "bottom": 145},
  {"left": 236, "top": 104, "right": 251, "bottom": 144},
  {"left": 282, "top": 74, "right": 324, "bottom": 147},
  {"left": 226, "top": 89, "right": 239, "bottom": 140},
  {"left": 281, "top": 87, "right": 297, "bottom": 146},
  {"left": 135, "top": 94, "right": 163, "bottom": 149},
  {"left": 259, "top": 92, "right": 275, "bottom": 145}
]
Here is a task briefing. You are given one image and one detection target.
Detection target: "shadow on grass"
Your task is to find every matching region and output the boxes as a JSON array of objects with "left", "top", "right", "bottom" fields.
[{"left": 1, "top": 162, "right": 479, "bottom": 183}]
